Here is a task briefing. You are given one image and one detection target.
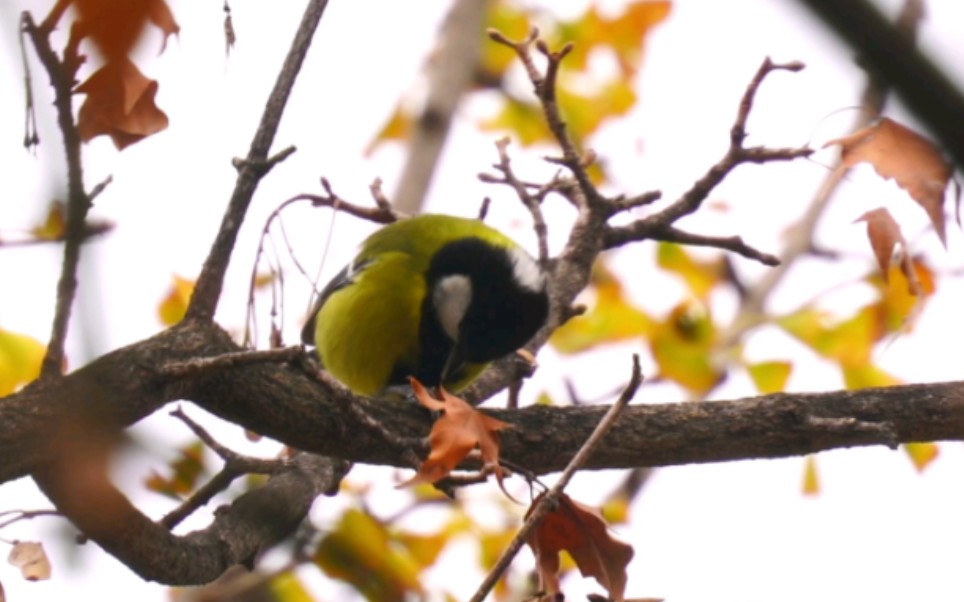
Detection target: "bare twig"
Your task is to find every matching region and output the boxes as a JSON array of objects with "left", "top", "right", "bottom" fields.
[
  {"left": 627, "top": 226, "right": 781, "bottom": 266},
  {"left": 161, "top": 346, "right": 304, "bottom": 378},
  {"left": 22, "top": 12, "right": 91, "bottom": 379},
  {"left": 488, "top": 28, "right": 606, "bottom": 211},
  {"left": 186, "top": 0, "right": 331, "bottom": 322},
  {"left": 161, "top": 408, "right": 287, "bottom": 529},
  {"left": 0, "top": 509, "right": 62, "bottom": 531},
  {"left": 468, "top": 355, "right": 642, "bottom": 602}
]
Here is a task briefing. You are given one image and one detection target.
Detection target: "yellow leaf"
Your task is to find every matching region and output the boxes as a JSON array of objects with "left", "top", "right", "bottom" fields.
[
  {"left": 779, "top": 306, "right": 882, "bottom": 367},
  {"left": 867, "top": 258, "right": 935, "bottom": 333},
  {"left": 842, "top": 363, "right": 901, "bottom": 390},
  {"left": 802, "top": 456, "right": 820, "bottom": 496},
  {"left": 315, "top": 509, "right": 423, "bottom": 602},
  {"left": 32, "top": 202, "right": 66, "bottom": 240},
  {"left": 557, "top": 78, "right": 637, "bottom": 141},
  {"left": 551, "top": 263, "right": 653, "bottom": 354},
  {"left": 364, "top": 103, "right": 413, "bottom": 157},
  {"left": 269, "top": 571, "right": 314, "bottom": 602},
  {"left": 904, "top": 442, "right": 939, "bottom": 473},
  {"left": 158, "top": 275, "right": 195, "bottom": 326},
  {"left": 650, "top": 301, "right": 723, "bottom": 395},
  {"left": 481, "top": 96, "right": 552, "bottom": 146},
  {"left": 480, "top": 1, "right": 531, "bottom": 82},
  {"left": 602, "top": 494, "right": 631, "bottom": 525},
  {"left": 747, "top": 361, "right": 792, "bottom": 394},
  {"left": 0, "top": 328, "right": 45, "bottom": 396},
  {"left": 657, "top": 242, "right": 724, "bottom": 299},
  {"left": 394, "top": 531, "right": 449, "bottom": 570}
]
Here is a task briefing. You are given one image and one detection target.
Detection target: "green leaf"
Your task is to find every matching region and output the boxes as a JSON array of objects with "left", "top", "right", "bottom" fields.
[{"left": 841, "top": 363, "right": 900, "bottom": 389}]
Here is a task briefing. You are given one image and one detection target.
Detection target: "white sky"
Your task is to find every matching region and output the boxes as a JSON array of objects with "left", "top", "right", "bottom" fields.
[{"left": 2, "top": 0, "right": 964, "bottom": 601}]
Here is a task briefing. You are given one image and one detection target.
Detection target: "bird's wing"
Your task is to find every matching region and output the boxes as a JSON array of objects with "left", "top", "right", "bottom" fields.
[{"left": 300, "top": 260, "right": 370, "bottom": 345}]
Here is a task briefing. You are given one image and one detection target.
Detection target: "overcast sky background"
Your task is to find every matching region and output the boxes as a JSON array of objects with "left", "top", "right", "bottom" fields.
[{"left": 2, "top": 0, "right": 964, "bottom": 600}]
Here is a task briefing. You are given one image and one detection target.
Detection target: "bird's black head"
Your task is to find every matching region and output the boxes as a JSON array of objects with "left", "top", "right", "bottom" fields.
[{"left": 420, "top": 237, "right": 549, "bottom": 384}]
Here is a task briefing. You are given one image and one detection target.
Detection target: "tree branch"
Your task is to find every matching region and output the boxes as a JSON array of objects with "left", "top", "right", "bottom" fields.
[
  {"left": 186, "top": 0, "right": 330, "bottom": 322},
  {"left": 392, "top": 0, "right": 489, "bottom": 214},
  {"left": 21, "top": 12, "right": 90, "bottom": 379}
]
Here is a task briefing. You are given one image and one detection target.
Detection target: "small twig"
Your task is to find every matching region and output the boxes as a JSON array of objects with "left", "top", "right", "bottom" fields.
[
  {"left": 296, "top": 356, "right": 426, "bottom": 461},
  {"left": 22, "top": 12, "right": 91, "bottom": 379},
  {"left": 486, "top": 138, "right": 551, "bottom": 266},
  {"left": 0, "top": 509, "right": 62, "bottom": 531},
  {"left": 307, "top": 187, "right": 399, "bottom": 224},
  {"left": 231, "top": 145, "right": 297, "bottom": 175},
  {"left": 477, "top": 196, "right": 491, "bottom": 220},
  {"left": 87, "top": 175, "right": 114, "bottom": 203},
  {"left": 608, "top": 225, "right": 781, "bottom": 266},
  {"left": 487, "top": 28, "right": 606, "bottom": 211},
  {"left": 368, "top": 178, "right": 394, "bottom": 212},
  {"left": 186, "top": 0, "right": 332, "bottom": 322},
  {"left": 161, "top": 407, "right": 287, "bottom": 529},
  {"left": 468, "top": 355, "right": 642, "bottom": 602},
  {"left": 161, "top": 346, "right": 304, "bottom": 378}
]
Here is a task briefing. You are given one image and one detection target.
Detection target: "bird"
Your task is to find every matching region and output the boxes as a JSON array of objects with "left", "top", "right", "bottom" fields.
[{"left": 301, "top": 214, "right": 549, "bottom": 397}]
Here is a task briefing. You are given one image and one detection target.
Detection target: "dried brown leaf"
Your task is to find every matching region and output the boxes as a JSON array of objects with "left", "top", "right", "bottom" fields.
[
  {"left": 826, "top": 118, "right": 952, "bottom": 245},
  {"left": 76, "top": 59, "right": 169, "bottom": 150},
  {"left": 855, "top": 207, "right": 905, "bottom": 283},
  {"left": 7, "top": 541, "right": 51, "bottom": 581},
  {"left": 527, "top": 493, "right": 635, "bottom": 602},
  {"left": 398, "top": 379, "right": 511, "bottom": 487}
]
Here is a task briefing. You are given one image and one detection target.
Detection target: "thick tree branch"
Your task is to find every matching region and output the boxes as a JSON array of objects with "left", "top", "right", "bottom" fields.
[
  {"left": 34, "top": 446, "right": 349, "bottom": 585},
  {"left": 186, "top": 0, "right": 330, "bottom": 322},
  {"left": 5, "top": 321, "right": 964, "bottom": 487}
]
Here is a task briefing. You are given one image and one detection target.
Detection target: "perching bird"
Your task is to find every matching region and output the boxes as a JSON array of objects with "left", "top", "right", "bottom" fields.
[{"left": 301, "top": 214, "right": 549, "bottom": 397}]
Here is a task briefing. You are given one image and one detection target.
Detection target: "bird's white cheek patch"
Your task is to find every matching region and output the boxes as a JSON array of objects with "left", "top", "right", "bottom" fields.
[
  {"left": 509, "top": 247, "right": 545, "bottom": 292},
  {"left": 433, "top": 275, "right": 473, "bottom": 341}
]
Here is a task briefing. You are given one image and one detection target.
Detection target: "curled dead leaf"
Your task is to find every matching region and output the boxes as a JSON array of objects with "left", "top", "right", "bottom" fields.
[
  {"left": 7, "top": 541, "right": 51, "bottom": 581},
  {"left": 855, "top": 208, "right": 905, "bottom": 283},
  {"left": 826, "top": 118, "right": 954, "bottom": 245},
  {"left": 527, "top": 493, "right": 634, "bottom": 602},
  {"left": 398, "top": 378, "right": 511, "bottom": 488},
  {"left": 76, "top": 59, "right": 169, "bottom": 150}
]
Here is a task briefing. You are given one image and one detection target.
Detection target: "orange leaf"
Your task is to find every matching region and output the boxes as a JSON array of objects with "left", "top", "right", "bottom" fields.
[
  {"left": 76, "top": 59, "right": 169, "bottom": 150},
  {"left": 398, "top": 379, "right": 511, "bottom": 487},
  {"left": 74, "top": 0, "right": 179, "bottom": 58},
  {"left": 826, "top": 118, "right": 953, "bottom": 245},
  {"left": 855, "top": 207, "right": 905, "bottom": 283},
  {"left": 527, "top": 493, "right": 634, "bottom": 601}
]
